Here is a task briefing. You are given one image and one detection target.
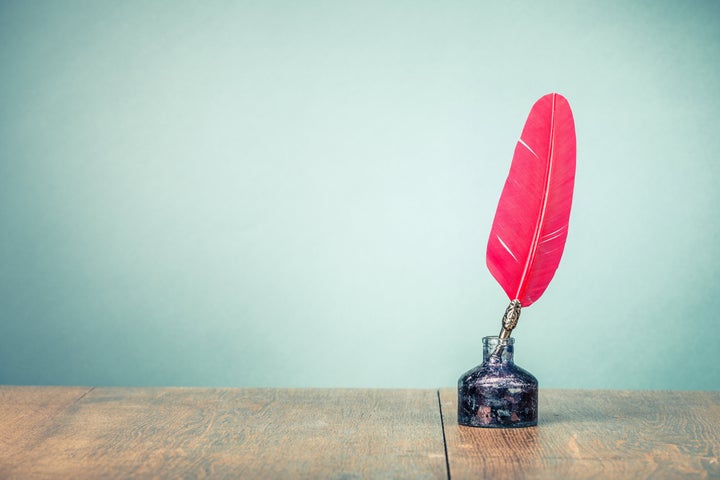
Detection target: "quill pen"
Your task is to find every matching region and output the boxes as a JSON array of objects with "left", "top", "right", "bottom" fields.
[{"left": 486, "top": 93, "right": 576, "bottom": 342}]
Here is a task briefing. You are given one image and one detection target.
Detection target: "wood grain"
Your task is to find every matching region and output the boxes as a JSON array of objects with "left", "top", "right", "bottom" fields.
[
  {"left": 3, "top": 387, "right": 719, "bottom": 479},
  {"left": 1, "top": 388, "right": 446, "bottom": 479},
  {"left": 0, "top": 385, "right": 93, "bottom": 477},
  {"left": 439, "top": 388, "right": 720, "bottom": 479}
]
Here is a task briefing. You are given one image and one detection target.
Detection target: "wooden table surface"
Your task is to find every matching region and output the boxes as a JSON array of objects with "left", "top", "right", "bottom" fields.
[{"left": 1, "top": 387, "right": 719, "bottom": 479}]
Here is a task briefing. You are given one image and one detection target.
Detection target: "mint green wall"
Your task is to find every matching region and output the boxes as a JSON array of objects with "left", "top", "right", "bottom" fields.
[{"left": 1, "top": 1, "right": 718, "bottom": 389}]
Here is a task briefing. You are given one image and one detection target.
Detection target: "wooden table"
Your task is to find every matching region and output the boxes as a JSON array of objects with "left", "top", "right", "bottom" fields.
[{"left": 1, "top": 387, "right": 719, "bottom": 479}]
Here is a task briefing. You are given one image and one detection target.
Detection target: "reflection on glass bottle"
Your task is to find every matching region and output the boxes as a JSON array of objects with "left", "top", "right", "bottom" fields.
[{"left": 458, "top": 336, "right": 538, "bottom": 428}]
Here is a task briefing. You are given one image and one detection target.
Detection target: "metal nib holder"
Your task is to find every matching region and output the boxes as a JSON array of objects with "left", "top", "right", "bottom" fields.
[{"left": 491, "top": 299, "right": 521, "bottom": 359}]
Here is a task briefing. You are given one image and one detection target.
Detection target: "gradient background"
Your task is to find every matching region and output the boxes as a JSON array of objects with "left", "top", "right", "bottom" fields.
[{"left": 1, "top": 1, "right": 719, "bottom": 390}]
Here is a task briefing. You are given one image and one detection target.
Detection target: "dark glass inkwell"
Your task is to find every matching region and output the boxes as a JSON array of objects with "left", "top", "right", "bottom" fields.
[{"left": 457, "top": 301, "right": 538, "bottom": 428}]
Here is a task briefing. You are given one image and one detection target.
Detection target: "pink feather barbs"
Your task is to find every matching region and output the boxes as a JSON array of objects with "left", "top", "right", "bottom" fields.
[{"left": 486, "top": 93, "right": 576, "bottom": 340}]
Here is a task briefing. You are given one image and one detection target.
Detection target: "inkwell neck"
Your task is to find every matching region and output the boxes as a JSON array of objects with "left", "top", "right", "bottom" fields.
[{"left": 483, "top": 336, "right": 514, "bottom": 364}]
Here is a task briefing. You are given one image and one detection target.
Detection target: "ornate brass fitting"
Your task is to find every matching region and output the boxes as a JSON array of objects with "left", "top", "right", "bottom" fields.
[
  {"left": 490, "top": 300, "right": 522, "bottom": 359},
  {"left": 499, "top": 300, "right": 522, "bottom": 339}
]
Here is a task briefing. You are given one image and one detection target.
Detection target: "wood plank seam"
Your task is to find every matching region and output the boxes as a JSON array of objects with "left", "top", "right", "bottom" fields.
[
  {"left": 72, "top": 386, "right": 95, "bottom": 404},
  {"left": 436, "top": 389, "right": 452, "bottom": 480}
]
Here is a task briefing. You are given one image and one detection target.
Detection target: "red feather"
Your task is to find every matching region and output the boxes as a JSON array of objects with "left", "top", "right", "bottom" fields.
[{"left": 486, "top": 93, "right": 576, "bottom": 307}]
